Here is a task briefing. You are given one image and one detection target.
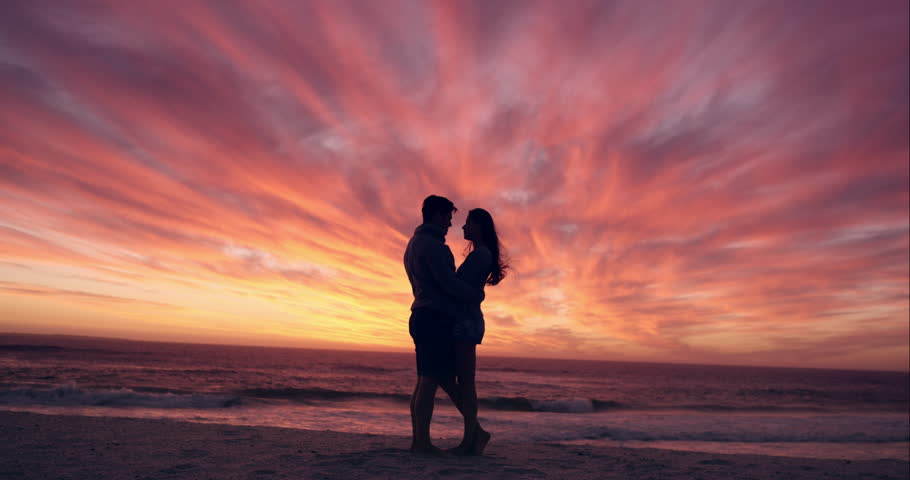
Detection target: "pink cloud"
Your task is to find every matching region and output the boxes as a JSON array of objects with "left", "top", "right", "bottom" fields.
[{"left": 0, "top": 0, "right": 906, "bottom": 370}]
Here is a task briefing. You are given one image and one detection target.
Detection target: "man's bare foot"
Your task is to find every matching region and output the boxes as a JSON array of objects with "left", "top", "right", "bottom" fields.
[
  {"left": 447, "top": 443, "right": 473, "bottom": 456},
  {"left": 412, "top": 444, "right": 446, "bottom": 456},
  {"left": 471, "top": 430, "right": 491, "bottom": 456}
]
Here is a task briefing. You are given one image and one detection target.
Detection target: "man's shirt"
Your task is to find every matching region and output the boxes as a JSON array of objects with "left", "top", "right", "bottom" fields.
[{"left": 403, "top": 223, "right": 484, "bottom": 315}]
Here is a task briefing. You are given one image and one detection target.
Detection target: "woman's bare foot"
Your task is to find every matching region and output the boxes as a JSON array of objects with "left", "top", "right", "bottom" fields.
[{"left": 471, "top": 429, "right": 491, "bottom": 456}]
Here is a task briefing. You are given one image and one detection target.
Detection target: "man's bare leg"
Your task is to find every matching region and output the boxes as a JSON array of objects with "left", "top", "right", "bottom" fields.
[
  {"left": 413, "top": 375, "right": 444, "bottom": 455},
  {"left": 409, "top": 382, "right": 418, "bottom": 452}
]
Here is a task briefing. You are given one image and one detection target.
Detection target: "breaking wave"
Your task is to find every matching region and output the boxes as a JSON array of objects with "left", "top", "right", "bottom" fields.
[{"left": 0, "top": 384, "right": 241, "bottom": 409}]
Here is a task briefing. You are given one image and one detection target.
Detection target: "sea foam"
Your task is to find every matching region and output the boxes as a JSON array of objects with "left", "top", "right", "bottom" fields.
[{"left": 0, "top": 384, "right": 240, "bottom": 409}]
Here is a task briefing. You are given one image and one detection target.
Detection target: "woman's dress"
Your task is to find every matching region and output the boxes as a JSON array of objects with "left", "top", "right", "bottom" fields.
[{"left": 454, "top": 246, "right": 492, "bottom": 344}]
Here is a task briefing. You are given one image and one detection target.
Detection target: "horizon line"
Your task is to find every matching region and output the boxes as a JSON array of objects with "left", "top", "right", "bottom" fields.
[{"left": 2, "top": 331, "right": 907, "bottom": 374}]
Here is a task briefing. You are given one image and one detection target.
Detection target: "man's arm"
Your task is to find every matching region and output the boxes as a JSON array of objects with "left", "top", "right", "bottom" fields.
[{"left": 425, "top": 244, "right": 485, "bottom": 304}]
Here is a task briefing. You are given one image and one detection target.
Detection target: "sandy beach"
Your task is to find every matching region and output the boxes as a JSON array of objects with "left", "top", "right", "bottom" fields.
[{"left": 1, "top": 411, "right": 906, "bottom": 480}]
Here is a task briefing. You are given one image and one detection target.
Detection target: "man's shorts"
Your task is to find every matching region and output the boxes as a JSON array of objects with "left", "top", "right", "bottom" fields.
[{"left": 409, "top": 307, "right": 455, "bottom": 381}]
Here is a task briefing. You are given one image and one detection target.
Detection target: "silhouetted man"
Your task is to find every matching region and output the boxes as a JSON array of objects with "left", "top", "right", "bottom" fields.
[{"left": 404, "top": 195, "right": 484, "bottom": 454}]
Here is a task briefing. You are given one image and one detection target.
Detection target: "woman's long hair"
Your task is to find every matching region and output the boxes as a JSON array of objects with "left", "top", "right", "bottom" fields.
[{"left": 466, "top": 208, "right": 508, "bottom": 286}]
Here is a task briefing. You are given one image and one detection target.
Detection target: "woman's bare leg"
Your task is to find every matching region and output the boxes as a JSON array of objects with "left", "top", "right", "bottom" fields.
[
  {"left": 454, "top": 342, "right": 485, "bottom": 454},
  {"left": 439, "top": 347, "right": 488, "bottom": 454}
]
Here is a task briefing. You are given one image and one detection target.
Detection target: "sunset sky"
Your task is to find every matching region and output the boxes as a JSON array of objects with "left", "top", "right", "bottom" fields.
[{"left": 1, "top": 1, "right": 907, "bottom": 371}]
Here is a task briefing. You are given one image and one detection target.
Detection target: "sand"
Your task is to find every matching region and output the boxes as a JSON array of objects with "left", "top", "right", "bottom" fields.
[{"left": 1, "top": 411, "right": 907, "bottom": 480}]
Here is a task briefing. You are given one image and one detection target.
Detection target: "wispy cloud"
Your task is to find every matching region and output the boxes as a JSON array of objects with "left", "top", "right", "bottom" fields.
[{"left": 0, "top": 0, "right": 907, "bottom": 369}]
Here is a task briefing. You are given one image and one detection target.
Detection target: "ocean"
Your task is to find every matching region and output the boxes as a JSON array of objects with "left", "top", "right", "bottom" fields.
[{"left": 1, "top": 334, "right": 907, "bottom": 461}]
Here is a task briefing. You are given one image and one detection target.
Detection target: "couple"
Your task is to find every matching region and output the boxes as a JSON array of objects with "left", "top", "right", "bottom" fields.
[{"left": 404, "top": 194, "right": 507, "bottom": 456}]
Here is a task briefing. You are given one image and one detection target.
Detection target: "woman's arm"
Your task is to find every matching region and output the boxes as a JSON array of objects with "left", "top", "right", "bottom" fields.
[
  {"left": 426, "top": 243, "right": 486, "bottom": 303},
  {"left": 457, "top": 248, "right": 493, "bottom": 288}
]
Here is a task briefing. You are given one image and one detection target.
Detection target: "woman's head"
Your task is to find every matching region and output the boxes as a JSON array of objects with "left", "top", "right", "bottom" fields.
[{"left": 462, "top": 208, "right": 508, "bottom": 286}]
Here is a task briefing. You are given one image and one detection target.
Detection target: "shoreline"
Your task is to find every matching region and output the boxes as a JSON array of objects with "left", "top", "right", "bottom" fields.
[
  {"left": 3, "top": 404, "right": 908, "bottom": 463},
  {"left": 3, "top": 411, "right": 907, "bottom": 480}
]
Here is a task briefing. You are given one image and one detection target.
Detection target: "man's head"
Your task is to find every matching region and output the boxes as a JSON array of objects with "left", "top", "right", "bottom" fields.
[{"left": 421, "top": 195, "right": 456, "bottom": 232}]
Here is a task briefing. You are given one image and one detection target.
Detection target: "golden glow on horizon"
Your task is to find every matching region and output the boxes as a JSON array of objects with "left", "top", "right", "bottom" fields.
[{"left": 0, "top": 0, "right": 908, "bottom": 370}]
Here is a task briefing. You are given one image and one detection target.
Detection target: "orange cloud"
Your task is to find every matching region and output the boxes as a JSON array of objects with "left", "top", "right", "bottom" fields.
[{"left": 0, "top": 0, "right": 907, "bottom": 370}]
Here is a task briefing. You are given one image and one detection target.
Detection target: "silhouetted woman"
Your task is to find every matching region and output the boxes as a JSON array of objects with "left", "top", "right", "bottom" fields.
[{"left": 452, "top": 208, "right": 508, "bottom": 455}]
